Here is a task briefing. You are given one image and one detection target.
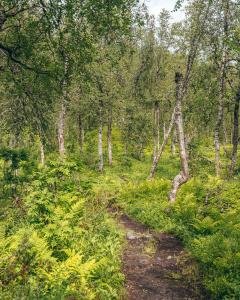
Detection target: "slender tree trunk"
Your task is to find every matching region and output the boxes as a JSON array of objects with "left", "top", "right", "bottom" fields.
[
  {"left": 163, "top": 122, "right": 166, "bottom": 139},
  {"left": 215, "top": 80, "right": 226, "bottom": 174},
  {"left": 223, "top": 116, "right": 228, "bottom": 144},
  {"left": 78, "top": 112, "right": 84, "bottom": 153},
  {"left": 169, "top": 72, "right": 189, "bottom": 203},
  {"left": 40, "top": 140, "right": 45, "bottom": 165},
  {"left": 58, "top": 102, "right": 66, "bottom": 157},
  {"left": 214, "top": 72, "right": 226, "bottom": 176},
  {"left": 214, "top": 0, "right": 229, "bottom": 176},
  {"left": 148, "top": 107, "right": 176, "bottom": 179},
  {"left": 107, "top": 107, "right": 113, "bottom": 166},
  {"left": 171, "top": 129, "right": 176, "bottom": 156},
  {"left": 229, "top": 85, "right": 240, "bottom": 175},
  {"left": 58, "top": 56, "right": 68, "bottom": 158},
  {"left": 98, "top": 100, "right": 104, "bottom": 172},
  {"left": 223, "top": 116, "right": 228, "bottom": 157},
  {"left": 153, "top": 101, "right": 160, "bottom": 160}
]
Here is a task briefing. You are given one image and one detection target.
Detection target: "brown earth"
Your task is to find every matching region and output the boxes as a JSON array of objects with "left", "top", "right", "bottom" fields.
[{"left": 115, "top": 212, "right": 206, "bottom": 300}]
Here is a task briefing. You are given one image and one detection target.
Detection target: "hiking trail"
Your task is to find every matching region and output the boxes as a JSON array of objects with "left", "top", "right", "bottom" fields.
[{"left": 113, "top": 211, "right": 205, "bottom": 300}]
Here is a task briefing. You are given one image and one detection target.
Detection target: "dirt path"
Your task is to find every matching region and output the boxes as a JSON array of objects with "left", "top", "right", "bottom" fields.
[{"left": 116, "top": 213, "right": 205, "bottom": 300}]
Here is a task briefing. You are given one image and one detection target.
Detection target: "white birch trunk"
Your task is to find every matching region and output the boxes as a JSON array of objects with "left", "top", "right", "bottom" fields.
[
  {"left": 153, "top": 102, "right": 160, "bottom": 161},
  {"left": 169, "top": 72, "right": 189, "bottom": 203},
  {"left": 40, "top": 140, "right": 45, "bottom": 165},
  {"left": 98, "top": 100, "right": 104, "bottom": 172},
  {"left": 107, "top": 107, "right": 113, "bottom": 166},
  {"left": 163, "top": 122, "right": 166, "bottom": 140},
  {"left": 58, "top": 102, "right": 66, "bottom": 157},
  {"left": 78, "top": 112, "right": 84, "bottom": 154},
  {"left": 58, "top": 56, "right": 68, "bottom": 158},
  {"left": 214, "top": 0, "right": 229, "bottom": 176},
  {"left": 229, "top": 85, "right": 240, "bottom": 175}
]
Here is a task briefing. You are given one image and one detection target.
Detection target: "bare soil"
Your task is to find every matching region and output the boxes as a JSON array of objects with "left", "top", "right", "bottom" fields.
[{"left": 115, "top": 212, "right": 206, "bottom": 300}]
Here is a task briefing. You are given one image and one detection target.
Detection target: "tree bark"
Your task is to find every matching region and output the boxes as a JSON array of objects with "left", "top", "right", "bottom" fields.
[
  {"left": 171, "top": 129, "right": 177, "bottom": 156},
  {"left": 214, "top": 0, "right": 229, "bottom": 176},
  {"left": 40, "top": 140, "right": 45, "bottom": 165},
  {"left": 229, "top": 85, "right": 240, "bottom": 176},
  {"left": 107, "top": 107, "right": 113, "bottom": 166},
  {"left": 169, "top": 72, "right": 189, "bottom": 203},
  {"left": 223, "top": 116, "right": 228, "bottom": 157},
  {"left": 163, "top": 122, "right": 166, "bottom": 140},
  {"left": 214, "top": 70, "right": 226, "bottom": 175},
  {"left": 153, "top": 101, "right": 160, "bottom": 160},
  {"left": 58, "top": 56, "right": 68, "bottom": 158},
  {"left": 98, "top": 100, "right": 104, "bottom": 172},
  {"left": 58, "top": 102, "right": 66, "bottom": 157},
  {"left": 148, "top": 107, "right": 176, "bottom": 179},
  {"left": 78, "top": 112, "right": 84, "bottom": 154}
]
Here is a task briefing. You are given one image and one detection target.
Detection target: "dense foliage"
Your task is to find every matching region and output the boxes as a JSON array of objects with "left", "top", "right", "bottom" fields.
[
  {"left": 1, "top": 0, "right": 240, "bottom": 299},
  {"left": 0, "top": 160, "right": 124, "bottom": 299}
]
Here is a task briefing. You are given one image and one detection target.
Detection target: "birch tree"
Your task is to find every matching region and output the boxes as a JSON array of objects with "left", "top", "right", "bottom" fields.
[
  {"left": 230, "top": 83, "right": 240, "bottom": 175},
  {"left": 169, "top": 0, "right": 211, "bottom": 202},
  {"left": 149, "top": 0, "right": 211, "bottom": 182},
  {"left": 214, "top": 0, "right": 230, "bottom": 176}
]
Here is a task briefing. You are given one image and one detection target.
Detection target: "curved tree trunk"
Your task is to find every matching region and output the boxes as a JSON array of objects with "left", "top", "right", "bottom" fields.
[
  {"left": 169, "top": 72, "right": 189, "bottom": 203},
  {"left": 229, "top": 85, "right": 240, "bottom": 176},
  {"left": 168, "top": 2, "right": 210, "bottom": 200}
]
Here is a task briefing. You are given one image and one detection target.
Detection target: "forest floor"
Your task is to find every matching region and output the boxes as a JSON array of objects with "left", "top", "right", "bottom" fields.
[{"left": 111, "top": 209, "right": 205, "bottom": 300}]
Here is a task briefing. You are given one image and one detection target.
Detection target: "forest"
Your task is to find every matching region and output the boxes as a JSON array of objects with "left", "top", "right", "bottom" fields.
[{"left": 0, "top": 0, "right": 240, "bottom": 299}]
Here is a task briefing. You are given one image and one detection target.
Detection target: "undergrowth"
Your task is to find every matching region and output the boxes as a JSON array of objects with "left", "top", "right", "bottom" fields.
[
  {"left": 1, "top": 138, "right": 240, "bottom": 299},
  {"left": 0, "top": 160, "right": 124, "bottom": 299},
  {"left": 116, "top": 174, "right": 240, "bottom": 299}
]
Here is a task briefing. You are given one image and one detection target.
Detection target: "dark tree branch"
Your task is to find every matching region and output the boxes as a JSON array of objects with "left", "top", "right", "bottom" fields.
[{"left": 0, "top": 42, "right": 49, "bottom": 74}]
